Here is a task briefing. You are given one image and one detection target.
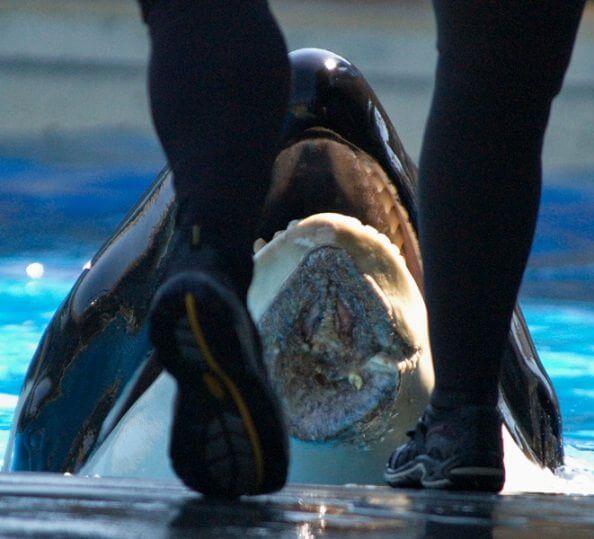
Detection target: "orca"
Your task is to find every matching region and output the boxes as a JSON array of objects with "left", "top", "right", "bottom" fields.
[{"left": 3, "top": 49, "right": 563, "bottom": 486}]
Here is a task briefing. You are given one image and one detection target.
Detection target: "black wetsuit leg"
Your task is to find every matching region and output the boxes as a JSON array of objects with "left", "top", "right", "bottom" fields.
[
  {"left": 421, "top": 1, "right": 585, "bottom": 409},
  {"left": 138, "top": 0, "right": 290, "bottom": 297}
]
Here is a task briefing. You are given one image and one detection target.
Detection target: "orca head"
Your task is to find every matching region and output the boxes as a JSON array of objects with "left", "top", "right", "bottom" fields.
[{"left": 251, "top": 49, "right": 432, "bottom": 448}]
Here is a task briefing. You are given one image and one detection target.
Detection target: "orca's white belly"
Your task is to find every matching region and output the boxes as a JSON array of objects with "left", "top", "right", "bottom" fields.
[
  {"left": 80, "top": 372, "right": 179, "bottom": 482},
  {"left": 81, "top": 371, "right": 400, "bottom": 485},
  {"left": 81, "top": 370, "right": 558, "bottom": 491}
]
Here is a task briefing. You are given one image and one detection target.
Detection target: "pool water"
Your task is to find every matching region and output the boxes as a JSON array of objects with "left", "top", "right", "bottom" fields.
[
  {"left": 524, "top": 302, "right": 594, "bottom": 451},
  {"left": 1, "top": 254, "right": 594, "bottom": 472},
  {"left": 0, "top": 257, "right": 75, "bottom": 453}
]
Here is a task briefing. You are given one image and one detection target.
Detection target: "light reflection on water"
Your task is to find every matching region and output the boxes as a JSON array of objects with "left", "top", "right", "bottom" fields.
[{"left": 1, "top": 255, "right": 593, "bottom": 474}]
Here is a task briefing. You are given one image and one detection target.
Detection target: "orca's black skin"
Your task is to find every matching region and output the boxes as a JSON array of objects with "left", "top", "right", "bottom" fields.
[
  {"left": 5, "top": 169, "right": 177, "bottom": 473},
  {"left": 5, "top": 48, "right": 562, "bottom": 474},
  {"left": 273, "top": 48, "right": 418, "bottom": 228}
]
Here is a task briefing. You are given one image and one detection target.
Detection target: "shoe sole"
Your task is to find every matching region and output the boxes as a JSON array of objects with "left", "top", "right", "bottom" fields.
[
  {"left": 152, "top": 274, "right": 288, "bottom": 497},
  {"left": 385, "top": 458, "right": 505, "bottom": 492}
]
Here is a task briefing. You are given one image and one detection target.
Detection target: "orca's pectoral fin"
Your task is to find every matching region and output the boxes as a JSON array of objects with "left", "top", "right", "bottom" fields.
[
  {"left": 499, "top": 306, "right": 564, "bottom": 470},
  {"left": 95, "top": 351, "right": 163, "bottom": 448}
]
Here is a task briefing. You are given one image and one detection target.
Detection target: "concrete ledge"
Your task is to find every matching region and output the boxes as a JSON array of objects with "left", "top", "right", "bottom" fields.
[{"left": 0, "top": 473, "right": 592, "bottom": 537}]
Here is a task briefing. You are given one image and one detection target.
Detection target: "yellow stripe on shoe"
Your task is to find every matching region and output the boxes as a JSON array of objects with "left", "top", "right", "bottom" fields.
[
  {"left": 184, "top": 293, "right": 265, "bottom": 489},
  {"left": 202, "top": 372, "right": 226, "bottom": 401}
]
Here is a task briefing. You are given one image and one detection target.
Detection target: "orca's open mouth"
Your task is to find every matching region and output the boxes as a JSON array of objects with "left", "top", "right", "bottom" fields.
[{"left": 248, "top": 135, "right": 430, "bottom": 444}]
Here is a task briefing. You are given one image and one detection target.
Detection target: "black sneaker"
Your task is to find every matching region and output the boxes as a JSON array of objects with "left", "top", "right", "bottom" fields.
[
  {"left": 150, "top": 271, "right": 288, "bottom": 498},
  {"left": 384, "top": 405, "right": 505, "bottom": 492}
]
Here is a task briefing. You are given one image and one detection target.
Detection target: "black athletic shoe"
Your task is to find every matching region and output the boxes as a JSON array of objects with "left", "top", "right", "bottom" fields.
[
  {"left": 384, "top": 405, "right": 505, "bottom": 492},
  {"left": 150, "top": 271, "right": 288, "bottom": 498}
]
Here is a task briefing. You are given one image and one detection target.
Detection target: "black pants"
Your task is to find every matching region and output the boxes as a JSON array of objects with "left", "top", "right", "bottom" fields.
[
  {"left": 420, "top": 1, "right": 585, "bottom": 408},
  {"left": 140, "top": 0, "right": 290, "bottom": 296},
  {"left": 138, "top": 0, "right": 585, "bottom": 408}
]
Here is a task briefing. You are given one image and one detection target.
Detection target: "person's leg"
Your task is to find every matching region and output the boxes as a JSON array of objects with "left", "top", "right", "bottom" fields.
[
  {"left": 138, "top": 0, "right": 291, "bottom": 497},
  {"left": 144, "top": 0, "right": 290, "bottom": 296},
  {"left": 386, "top": 0, "right": 585, "bottom": 491},
  {"left": 420, "top": 1, "right": 585, "bottom": 410}
]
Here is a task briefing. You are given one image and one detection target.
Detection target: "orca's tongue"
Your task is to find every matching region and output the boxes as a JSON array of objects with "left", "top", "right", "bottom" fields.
[{"left": 248, "top": 213, "right": 427, "bottom": 442}]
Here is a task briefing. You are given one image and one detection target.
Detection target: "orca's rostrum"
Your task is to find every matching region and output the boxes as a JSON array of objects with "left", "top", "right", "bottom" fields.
[{"left": 4, "top": 49, "right": 563, "bottom": 485}]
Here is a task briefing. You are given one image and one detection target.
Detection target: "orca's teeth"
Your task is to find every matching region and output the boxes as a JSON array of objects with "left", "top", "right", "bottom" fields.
[
  {"left": 348, "top": 372, "right": 363, "bottom": 391},
  {"left": 378, "top": 186, "right": 395, "bottom": 215},
  {"left": 255, "top": 220, "right": 303, "bottom": 254},
  {"left": 392, "top": 222, "right": 405, "bottom": 250},
  {"left": 371, "top": 175, "right": 384, "bottom": 193},
  {"left": 253, "top": 238, "right": 267, "bottom": 254},
  {"left": 363, "top": 164, "right": 410, "bottom": 255},
  {"left": 397, "top": 353, "right": 420, "bottom": 375}
]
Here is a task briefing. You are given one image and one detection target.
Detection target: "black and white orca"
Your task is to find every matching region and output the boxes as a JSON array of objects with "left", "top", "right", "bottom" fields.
[{"left": 4, "top": 49, "right": 563, "bottom": 486}]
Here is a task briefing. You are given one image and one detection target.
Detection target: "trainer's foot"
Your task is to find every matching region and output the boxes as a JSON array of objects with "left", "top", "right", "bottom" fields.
[
  {"left": 384, "top": 404, "right": 505, "bottom": 492},
  {"left": 150, "top": 271, "right": 288, "bottom": 498}
]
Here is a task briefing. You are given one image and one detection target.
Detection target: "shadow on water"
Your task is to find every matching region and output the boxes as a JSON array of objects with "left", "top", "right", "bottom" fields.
[
  {"left": 0, "top": 473, "right": 592, "bottom": 538},
  {"left": 168, "top": 486, "right": 500, "bottom": 538},
  {"left": 162, "top": 484, "right": 594, "bottom": 538},
  {"left": 411, "top": 493, "right": 497, "bottom": 538},
  {"left": 170, "top": 498, "right": 293, "bottom": 537}
]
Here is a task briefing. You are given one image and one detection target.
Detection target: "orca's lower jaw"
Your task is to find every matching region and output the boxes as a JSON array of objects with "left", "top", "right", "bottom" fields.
[{"left": 248, "top": 133, "right": 432, "bottom": 446}]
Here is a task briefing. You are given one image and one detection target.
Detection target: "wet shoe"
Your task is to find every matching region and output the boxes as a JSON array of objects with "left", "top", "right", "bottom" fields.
[
  {"left": 384, "top": 404, "right": 505, "bottom": 492},
  {"left": 150, "top": 270, "right": 288, "bottom": 498}
]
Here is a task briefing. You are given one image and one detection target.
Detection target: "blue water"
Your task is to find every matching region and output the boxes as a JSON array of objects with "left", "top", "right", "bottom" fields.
[
  {"left": 1, "top": 134, "right": 594, "bottom": 473},
  {"left": 523, "top": 302, "right": 594, "bottom": 452}
]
